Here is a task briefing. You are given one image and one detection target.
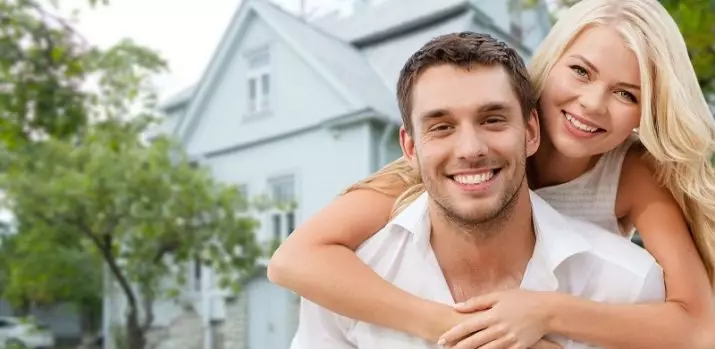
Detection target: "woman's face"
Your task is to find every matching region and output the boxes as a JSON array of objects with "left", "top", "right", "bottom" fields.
[{"left": 539, "top": 25, "right": 642, "bottom": 159}]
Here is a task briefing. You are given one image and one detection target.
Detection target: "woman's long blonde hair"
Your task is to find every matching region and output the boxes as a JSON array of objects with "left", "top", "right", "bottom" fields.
[{"left": 344, "top": 0, "right": 715, "bottom": 287}]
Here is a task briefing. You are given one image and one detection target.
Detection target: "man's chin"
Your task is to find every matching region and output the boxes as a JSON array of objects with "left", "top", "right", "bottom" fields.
[
  {"left": 435, "top": 197, "right": 501, "bottom": 223},
  {"left": 451, "top": 204, "right": 500, "bottom": 223}
]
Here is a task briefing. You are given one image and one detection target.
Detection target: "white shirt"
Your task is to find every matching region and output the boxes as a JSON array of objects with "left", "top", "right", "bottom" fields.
[{"left": 290, "top": 191, "right": 665, "bottom": 349}]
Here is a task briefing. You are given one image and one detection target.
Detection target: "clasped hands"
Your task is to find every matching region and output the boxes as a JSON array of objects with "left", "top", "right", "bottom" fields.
[{"left": 436, "top": 289, "right": 561, "bottom": 349}]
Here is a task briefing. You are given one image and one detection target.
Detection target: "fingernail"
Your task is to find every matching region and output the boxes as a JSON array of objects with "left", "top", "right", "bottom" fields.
[{"left": 437, "top": 338, "right": 446, "bottom": 346}]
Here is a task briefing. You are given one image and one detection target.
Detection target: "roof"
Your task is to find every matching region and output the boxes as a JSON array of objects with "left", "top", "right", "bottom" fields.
[
  {"left": 171, "top": 0, "right": 399, "bottom": 142},
  {"left": 159, "top": 85, "right": 196, "bottom": 111},
  {"left": 312, "top": 0, "right": 470, "bottom": 45}
]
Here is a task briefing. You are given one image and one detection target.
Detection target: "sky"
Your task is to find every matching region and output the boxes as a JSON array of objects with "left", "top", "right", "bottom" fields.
[{"left": 54, "top": 0, "right": 347, "bottom": 102}]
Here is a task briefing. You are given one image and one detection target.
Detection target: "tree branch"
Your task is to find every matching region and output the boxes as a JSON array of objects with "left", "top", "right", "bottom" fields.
[
  {"left": 152, "top": 238, "right": 179, "bottom": 264},
  {"left": 72, "top": 219, "right": 139, "bottom": 319},
  {"left": 24, "top": 0, "right": 90, "bottom": 48}
]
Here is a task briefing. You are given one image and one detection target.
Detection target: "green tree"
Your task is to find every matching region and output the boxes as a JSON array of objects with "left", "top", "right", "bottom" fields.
[
  {"left": 1, "top": 2, "right": 265, "bottom": 348},
  {"left": 524, "top": 0, "right": 715, "bottom": 95},
  {"left": 1, "top": 0, "right": 170, "bottom": 342},
  {"left": 0, "top": 116, "right": 265, "bottom": 348},
  {"left": 661, "top": 0, "right": 715, "bottom": 96}
]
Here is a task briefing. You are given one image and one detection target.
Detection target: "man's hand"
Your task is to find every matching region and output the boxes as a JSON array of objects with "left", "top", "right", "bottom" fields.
[{"left": 437, "top": 289, "right": 555, "bottom": 349}]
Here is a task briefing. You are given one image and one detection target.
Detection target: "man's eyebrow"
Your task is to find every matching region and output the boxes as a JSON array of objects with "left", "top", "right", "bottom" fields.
[
  {"left": 477, "top": 102, "right": 511, "bottom": 113},
  {"left": 417, "top": 103, "right": 513, "bottom": 120},
  {"left": 418, "top": 109, "right": 449, "bottom": 121}
]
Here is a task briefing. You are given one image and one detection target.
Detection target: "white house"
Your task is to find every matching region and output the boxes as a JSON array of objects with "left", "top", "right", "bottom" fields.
[{"left": 103, "top": 0, "right": 552, "bottom": 348}]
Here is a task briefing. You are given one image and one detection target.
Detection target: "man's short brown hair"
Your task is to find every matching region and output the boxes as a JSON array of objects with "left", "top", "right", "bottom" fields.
[{"left": 396, "top": 32, "right": 535, "bottom": 135}]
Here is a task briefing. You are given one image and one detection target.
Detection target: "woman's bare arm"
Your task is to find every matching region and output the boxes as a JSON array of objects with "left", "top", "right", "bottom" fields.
[
  {"left": 544, "top": 148, "right": 715, "bottom": 348},
  {"left": 267, "top": 188, "right": 463, "bottom": 342}
]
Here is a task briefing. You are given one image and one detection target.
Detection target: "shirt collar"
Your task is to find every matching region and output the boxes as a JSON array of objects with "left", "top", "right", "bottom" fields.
[
  {"left": 385, "top": 191, "right": 593, "bottom": 290},
  {"left": 386, "top": 192, "right": 431, "bottom": 247},
  {"left": 523, "top": 191, "right": 592, "bottom": 291}
]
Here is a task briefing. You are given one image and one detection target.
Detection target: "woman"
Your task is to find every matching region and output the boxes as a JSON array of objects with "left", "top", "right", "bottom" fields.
[{"left": 268, "top": 0, "right": 715, "bottom": 348}]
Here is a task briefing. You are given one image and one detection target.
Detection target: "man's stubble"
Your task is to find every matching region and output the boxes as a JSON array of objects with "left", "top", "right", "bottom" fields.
[{"left": 419, "top": 148, "right": 528, "bottom": 240}]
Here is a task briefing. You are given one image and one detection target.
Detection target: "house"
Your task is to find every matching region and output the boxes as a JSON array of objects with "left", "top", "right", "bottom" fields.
[{"left": 103, "top": 0, "right": 552, "bottom": 348}]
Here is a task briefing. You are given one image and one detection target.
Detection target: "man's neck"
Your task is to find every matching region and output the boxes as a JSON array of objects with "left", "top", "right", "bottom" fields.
[{"left": 429, "top": 187, "right": 536, "bottom": 302}]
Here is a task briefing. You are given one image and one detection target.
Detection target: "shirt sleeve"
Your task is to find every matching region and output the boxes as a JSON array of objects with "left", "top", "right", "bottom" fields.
[
  {"left": 634, "top": 262, "right": 666, "bottom": 302},
  {"left": 290, "top": 298, "right": 356, "bottom": 349}
]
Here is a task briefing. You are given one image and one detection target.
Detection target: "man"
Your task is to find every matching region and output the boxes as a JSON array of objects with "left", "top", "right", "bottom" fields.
[{"left": 290, "top": 32, "right": 665, "bottom": 348}]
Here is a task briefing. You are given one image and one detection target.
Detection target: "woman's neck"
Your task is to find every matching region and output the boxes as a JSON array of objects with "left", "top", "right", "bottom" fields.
[{"left": 529, "top": 136, "right": 602, "bottom": 190}]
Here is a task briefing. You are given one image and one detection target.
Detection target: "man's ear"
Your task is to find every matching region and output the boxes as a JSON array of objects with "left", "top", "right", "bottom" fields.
[
  {"left": 525, "top": 109, "right": 540, "bottom": 157},
  {"left": 399, "top": 126, "right": 419, "bottom": 169}
]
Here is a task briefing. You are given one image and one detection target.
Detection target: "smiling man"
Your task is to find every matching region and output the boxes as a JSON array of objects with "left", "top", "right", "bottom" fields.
[{"left": 289, "top": 32, "right": 665, "bottom": 349}]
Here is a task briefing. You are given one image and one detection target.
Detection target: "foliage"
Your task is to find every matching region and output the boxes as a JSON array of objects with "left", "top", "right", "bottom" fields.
[{"left": 660, "top": 0, "right": 715, "bottom": 95}]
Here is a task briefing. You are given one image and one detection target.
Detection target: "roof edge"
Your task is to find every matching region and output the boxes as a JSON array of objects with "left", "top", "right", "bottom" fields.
[{"left": 351, "top": 2, "right": 470, "bottom": 48}]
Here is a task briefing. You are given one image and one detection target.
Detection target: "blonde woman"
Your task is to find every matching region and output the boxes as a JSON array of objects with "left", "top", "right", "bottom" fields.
[{"left": 268, "top": 0, "right": 715, "bottom": 348}]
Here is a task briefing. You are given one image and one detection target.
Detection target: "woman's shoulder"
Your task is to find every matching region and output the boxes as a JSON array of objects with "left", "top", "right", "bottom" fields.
[{"left": 616, "top": 138, "right": 660, "bottom": 218}]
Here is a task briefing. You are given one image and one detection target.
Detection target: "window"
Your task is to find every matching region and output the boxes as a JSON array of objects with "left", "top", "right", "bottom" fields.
[
  {"left": 272, "top": 214, "right": 282, "bottom": 241},
  {"left": 193, "top": 258, "right": 202, "bottom": 292},
  {"left": 268, "top": 175, "right": 296, "bottom": 240},
  {"left": 270, "top": 175, "right": 294, "bottom": 205},
  {"left": 246, "top": 48, "right": 271, "bottom": 114}
]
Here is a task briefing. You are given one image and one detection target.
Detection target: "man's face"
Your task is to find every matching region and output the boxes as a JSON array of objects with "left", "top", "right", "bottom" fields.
[{"left": 400, "top": 64, "right": 540, "bottom": 226}]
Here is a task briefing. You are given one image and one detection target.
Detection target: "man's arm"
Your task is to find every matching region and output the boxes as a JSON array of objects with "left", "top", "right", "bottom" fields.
[{"left": 291, "top": 298, "right": 356, "bottom": 349}]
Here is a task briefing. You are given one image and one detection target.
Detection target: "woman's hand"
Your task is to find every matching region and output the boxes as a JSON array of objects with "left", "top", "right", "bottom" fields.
[{"left": 438, "top": 289, "right": 555, "bottom": 349}]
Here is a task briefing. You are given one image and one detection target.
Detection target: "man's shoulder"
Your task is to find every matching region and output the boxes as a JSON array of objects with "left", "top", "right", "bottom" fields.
[
  {"left": 355, "top": 192, "right": 430, "bottom": 260},
  {"left": 355, "top": 222, "right": 406, "bottom": 256},
  {"left": 561, "top": 215, "right": 665, "bottom": 303},
  {"left": 529, "top": 191, "right": 658, "bottom": 278},
  {"left": 564, "top": 215, "right": 657, "bottom": 275}
]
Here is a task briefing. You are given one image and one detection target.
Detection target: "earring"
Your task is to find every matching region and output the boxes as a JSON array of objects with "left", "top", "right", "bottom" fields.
[{"left": 632, "top": 128, "right": 639, "bottom": 134}]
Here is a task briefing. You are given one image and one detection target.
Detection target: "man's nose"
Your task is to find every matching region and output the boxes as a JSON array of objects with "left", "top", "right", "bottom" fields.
[
  {"left": 578, "top": 84, "right": 608, "bottom": 116},
  {"left": 454, "top": 127, "right": 488, "bottom": 161}
]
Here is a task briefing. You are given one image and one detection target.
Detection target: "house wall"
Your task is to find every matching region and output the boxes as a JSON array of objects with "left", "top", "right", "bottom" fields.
[
  {"left": 191, "top": 122, "right": 373, "bottom": 349},
  {"left": 206, "top": 123, "right": 374, "bottom": 242}
]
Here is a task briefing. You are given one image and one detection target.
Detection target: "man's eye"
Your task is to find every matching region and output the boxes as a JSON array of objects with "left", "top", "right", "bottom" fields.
[
  {"left": 484, "top": 117, "right": 505, "bottom": 124},
  {"left": 431, "top": 124, "right": 452, "bottom": 132}
]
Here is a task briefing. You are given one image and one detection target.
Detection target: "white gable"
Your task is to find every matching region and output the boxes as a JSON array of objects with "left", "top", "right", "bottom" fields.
[{"left": 184, "top": 13, "right": 354, "bottom": 155}]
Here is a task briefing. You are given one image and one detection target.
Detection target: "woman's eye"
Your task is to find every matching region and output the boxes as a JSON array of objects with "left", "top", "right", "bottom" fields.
[
  {"left": 616, "top": 90, "right": 638, "bottom": 103},
  {"left": 570, "top": 65, "right": 589, "bottom": 78}
]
